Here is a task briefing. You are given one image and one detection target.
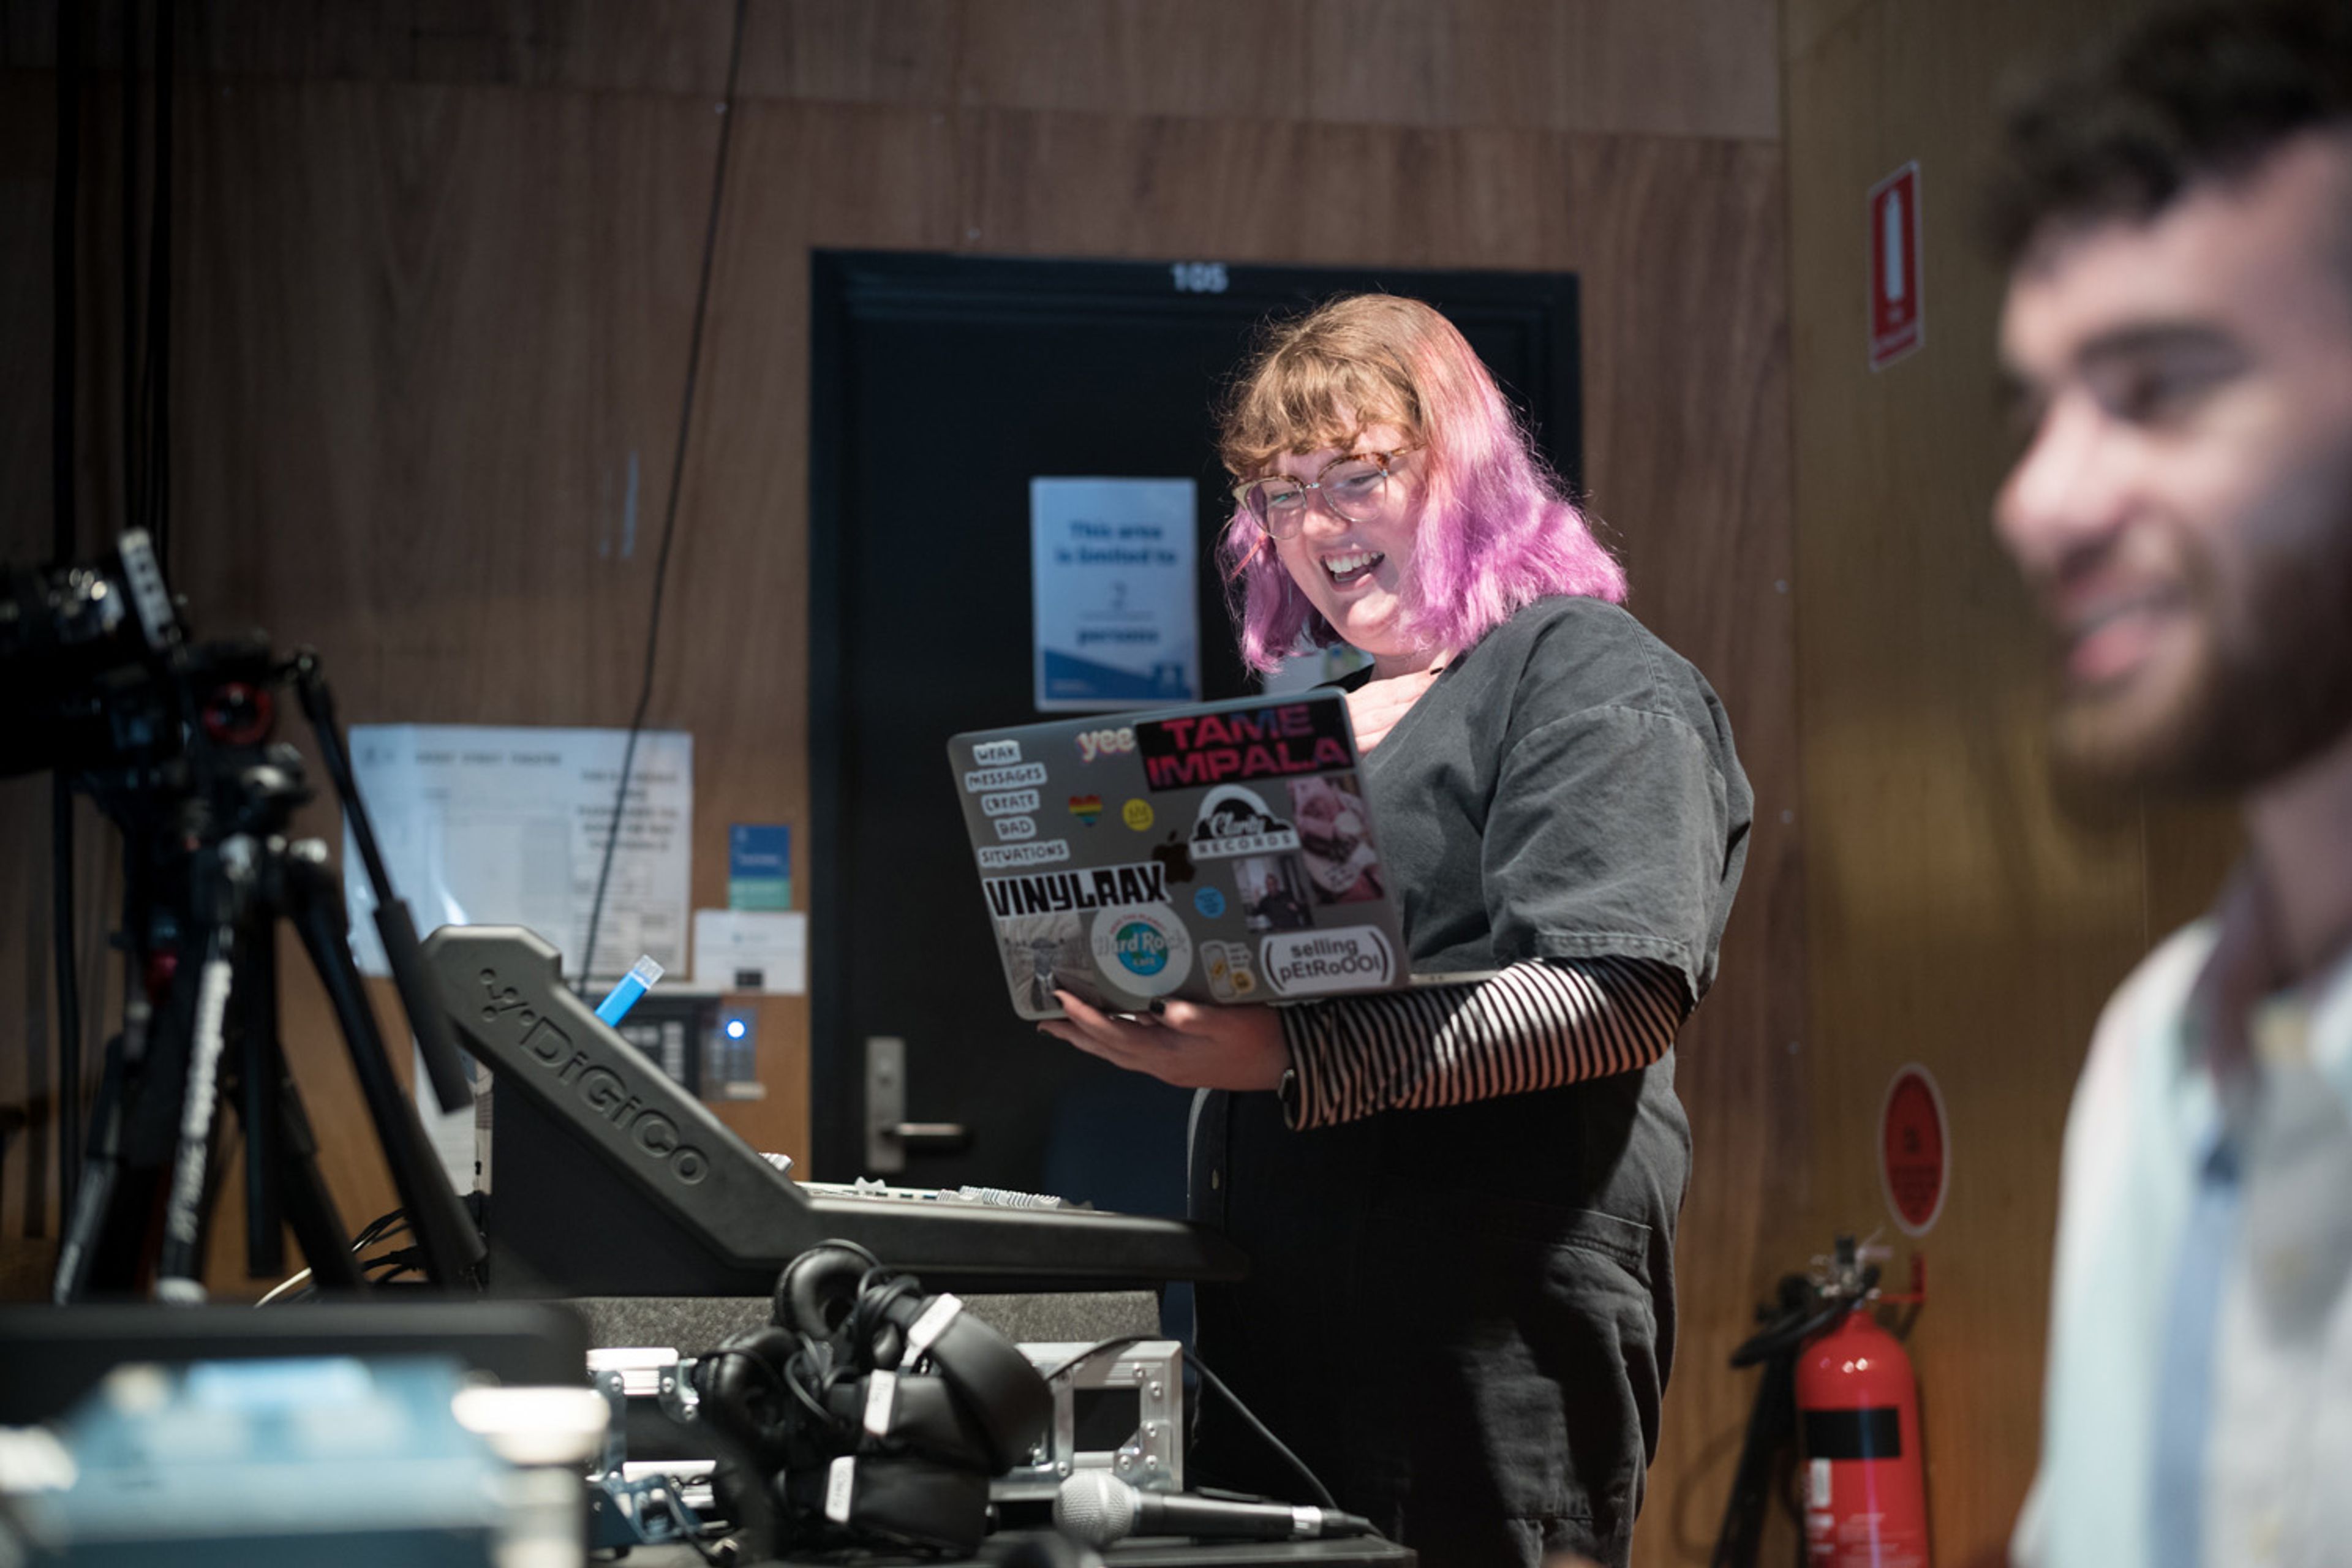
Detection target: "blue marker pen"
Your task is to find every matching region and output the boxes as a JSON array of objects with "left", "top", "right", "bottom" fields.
[{"left": 595, "top": 956, "right": 665, "bottom": 1026}]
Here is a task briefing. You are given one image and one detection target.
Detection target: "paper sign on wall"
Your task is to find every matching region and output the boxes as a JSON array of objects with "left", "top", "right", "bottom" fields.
[
  {"left": 1031, "top": 477, "right": 1199, "bottom": 712},
  {"left": 343, "top": 724, "right": 693, "bottom": 984},
  {"left": 693, "top": 908, "right": 807, "bottom": 995}
]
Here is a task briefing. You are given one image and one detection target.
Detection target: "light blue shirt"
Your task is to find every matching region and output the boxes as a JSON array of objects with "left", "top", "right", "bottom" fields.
[{"left": 2015, "top": 907, "right": 2352, "bottom": 1568}]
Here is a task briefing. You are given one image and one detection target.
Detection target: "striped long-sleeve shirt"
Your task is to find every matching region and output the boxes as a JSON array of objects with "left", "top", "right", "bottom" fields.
[{"left": 1276, "top": 954, "right": 1691, "bottom": 1130}]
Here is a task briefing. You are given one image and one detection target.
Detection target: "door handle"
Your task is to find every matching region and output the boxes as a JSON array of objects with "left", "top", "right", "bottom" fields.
[
  {"left": 881, "top": 1121, "right": 970, "bottom": 1149},
  {"left": 884, "top": 1121, "right": 967, "bottom": 1142},
  {"left": 866, "top": 1036, "right": 970, "bottom": 1172}
]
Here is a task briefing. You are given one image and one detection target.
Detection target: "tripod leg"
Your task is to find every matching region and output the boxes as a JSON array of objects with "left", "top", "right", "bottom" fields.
[
  {"left": 215, "top": 927, "right": 361, "bottom": 1290},
  {"left": 52, "top": 1018, "right": 135, "bottom": 1304},
  {"left": 237, "top": 909, "right": 284, "bottom": 1276},
  {"left": 269, "top": 1063, "right": 364, "bottom": 1291},
  {"left": 281, "top": 841, "right": 484, "bottom": 1287},
  {"left": 154, "top": 914, "right": 238, "bottom": 1300}
]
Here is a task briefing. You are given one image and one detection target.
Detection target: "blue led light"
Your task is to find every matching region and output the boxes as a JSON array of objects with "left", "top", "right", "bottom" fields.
[{"left": 725, "top": 1018, "right": 747, "bottom": 1040}]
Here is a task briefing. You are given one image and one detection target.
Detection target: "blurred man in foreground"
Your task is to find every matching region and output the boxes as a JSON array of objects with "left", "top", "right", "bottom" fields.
[{"left": 1988, "top": 4, "right": 2352, "bottom": 1565}]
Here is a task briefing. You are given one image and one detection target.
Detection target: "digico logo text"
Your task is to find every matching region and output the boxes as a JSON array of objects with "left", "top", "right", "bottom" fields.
[
  {"left": 1076, "top": 726, "right": 1136, "bottom": 764},
  {"left": 519, "top": 1016, "right": 710, "bottom": 1184}
]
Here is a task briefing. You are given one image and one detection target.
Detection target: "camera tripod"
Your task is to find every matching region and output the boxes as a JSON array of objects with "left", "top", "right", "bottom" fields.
[{"left": 39, "top": 599, "right": 484, "bottom": 1300}]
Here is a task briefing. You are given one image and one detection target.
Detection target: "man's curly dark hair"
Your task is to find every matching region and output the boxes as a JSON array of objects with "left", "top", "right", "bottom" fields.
[{"left": 1986, "top": 0, "right": 2352, "bottom": 266}]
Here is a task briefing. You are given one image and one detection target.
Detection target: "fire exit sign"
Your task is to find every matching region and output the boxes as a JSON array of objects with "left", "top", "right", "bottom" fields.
[{"left": 1869, "top": 162, "right": 1923, "bottom": 370}]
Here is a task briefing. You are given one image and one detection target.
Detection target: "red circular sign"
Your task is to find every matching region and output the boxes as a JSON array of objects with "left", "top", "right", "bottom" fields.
[{"left": 1880, "top": 1065, "right": 1948, "bottom": 1235}]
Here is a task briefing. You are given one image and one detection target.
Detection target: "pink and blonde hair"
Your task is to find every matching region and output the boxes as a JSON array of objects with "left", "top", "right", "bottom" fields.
[{"left": 1215, "top": 293, "right": 1626, "bottom": 673}]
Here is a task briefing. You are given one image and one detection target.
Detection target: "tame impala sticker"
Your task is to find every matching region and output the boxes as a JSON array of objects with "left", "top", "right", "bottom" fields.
[
  {"left": 1187, "top": 784, "right": 1301, "bottom": 860},
  {"left": 1259, "top": 926, "right": 1395, "bottom": 995},
  {"left": 1090, "top": 903, "right": 1193, "bottom": 997},
  {"left": 1135, "top": 702, "right": 1351, "bottom": 792}
]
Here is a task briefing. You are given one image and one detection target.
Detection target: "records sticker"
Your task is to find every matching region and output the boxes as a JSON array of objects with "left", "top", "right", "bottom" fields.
[
  {"left": 1090, "top": 903, "right": 1193, "bottom": 998},
  {"left": 1188, "top": 785, "right": 1302, "bottom": 861}
]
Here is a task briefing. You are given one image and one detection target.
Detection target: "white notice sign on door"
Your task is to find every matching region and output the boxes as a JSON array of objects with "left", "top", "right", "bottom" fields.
[{"left": 1030, "top": 477, "right": 1199, "bottom": 712}]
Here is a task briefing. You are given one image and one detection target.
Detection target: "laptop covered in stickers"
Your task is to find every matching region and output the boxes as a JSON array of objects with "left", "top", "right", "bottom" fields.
[{"left": 947, "top": 690, "right": 1415, "bottom": 1020}]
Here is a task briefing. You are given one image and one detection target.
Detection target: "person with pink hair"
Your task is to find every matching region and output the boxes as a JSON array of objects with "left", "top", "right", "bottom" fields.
[{"left": 1039, "top": 294, "right": 1751, "bottom": 1566}]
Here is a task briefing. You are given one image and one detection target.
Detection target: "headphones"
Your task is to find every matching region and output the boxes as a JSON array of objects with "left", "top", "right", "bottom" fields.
[{"left": 693, "top": 1241, "right": 1054, "bottom": 1555}]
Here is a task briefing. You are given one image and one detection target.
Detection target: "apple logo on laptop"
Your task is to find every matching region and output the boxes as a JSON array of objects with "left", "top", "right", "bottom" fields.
[{"left": 1149, "top": 831, "right": 1194, "bottom": 885}]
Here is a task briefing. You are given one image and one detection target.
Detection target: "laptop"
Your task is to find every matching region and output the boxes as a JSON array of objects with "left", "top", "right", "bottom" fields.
[{"left": 948, "top": 690, "right": 1414, "bottom": 1020}]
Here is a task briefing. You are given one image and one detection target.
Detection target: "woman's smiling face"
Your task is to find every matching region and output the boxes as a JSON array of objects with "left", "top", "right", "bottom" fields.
[{"left": 1264, "top": 418, "right": 1426, "bottom": 666}]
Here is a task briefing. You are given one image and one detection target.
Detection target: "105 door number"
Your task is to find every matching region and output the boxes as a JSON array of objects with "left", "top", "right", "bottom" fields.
[{"left": 1171, "top": 262, "right": 1229, "bottom": 293}]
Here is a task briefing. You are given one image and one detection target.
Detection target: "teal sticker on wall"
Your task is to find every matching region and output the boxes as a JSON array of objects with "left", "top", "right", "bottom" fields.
[{"left": 728, "top": 823, "right": 791, "bottom": 910}]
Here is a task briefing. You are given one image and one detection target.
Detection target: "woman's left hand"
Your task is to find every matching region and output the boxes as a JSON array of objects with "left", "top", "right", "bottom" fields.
[{"left": 1039, "top": 990, "right": 1289, "bottom": 1091}]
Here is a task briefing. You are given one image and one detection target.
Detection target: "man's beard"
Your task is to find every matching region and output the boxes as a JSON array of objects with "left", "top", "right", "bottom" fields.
[{"left": 2050, "top": 523, "right": 2352, "bottom": 796}]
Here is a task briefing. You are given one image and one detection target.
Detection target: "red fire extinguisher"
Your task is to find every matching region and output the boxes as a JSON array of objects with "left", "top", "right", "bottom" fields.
[{"left": 1795, "top": 1242, "right": 1930, "bottom": 1568}]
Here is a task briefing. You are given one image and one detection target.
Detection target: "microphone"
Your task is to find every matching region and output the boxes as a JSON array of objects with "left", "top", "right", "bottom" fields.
[{"left": 1053, "top": 1471, "right": 1376, "bottom": 1546}]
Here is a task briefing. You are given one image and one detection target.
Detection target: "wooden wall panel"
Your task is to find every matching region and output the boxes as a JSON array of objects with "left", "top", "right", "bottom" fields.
[
  {"left": 162, "top": 74, "right": 818, "bottom": 1275},
  {"left": 3, "top": 7, "right": 1793, "bottom": 1563},
  {"left": 4, "top": 0, "right": 1782, "bottom": 142},
  {"left": 1784, "top": 1, "right": 2242, "bottom": 1563}
]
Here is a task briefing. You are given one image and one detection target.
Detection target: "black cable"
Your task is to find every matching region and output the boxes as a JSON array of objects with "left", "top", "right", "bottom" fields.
[
  {"left": 1031, "top": 1334, "right": 1147, "bottom": 1387},
  {"left": 1188, "top": 1350, "right": 1340, "bottom": 1513},
  {"left": 575, "top": 0, "right": 750, "bottom": 996},
  {"left": 52, "top": 0, "right": 86, "bottom": 1233},
  {"left": 122, "top": 0, "right": 141, "bottom": 524},
  {"left": 1029, "top": 1335, "right": 1346, "bottom": 1517},
  {"left": 135, "top": 0, "right": 174, "bottom": 571},
  {"left": 349, "top": 1204, "right": 407, "bottom": 1252}
]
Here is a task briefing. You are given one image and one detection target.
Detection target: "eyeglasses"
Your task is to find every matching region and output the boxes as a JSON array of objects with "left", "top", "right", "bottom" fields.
[{"left": 1230, "top": 450, "right": 1414, "bottom": 540}]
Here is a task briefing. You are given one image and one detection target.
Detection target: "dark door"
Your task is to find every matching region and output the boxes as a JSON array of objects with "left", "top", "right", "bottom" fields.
[{"left": 809, "top": 253, "right": 1580, "bottom": 1209}]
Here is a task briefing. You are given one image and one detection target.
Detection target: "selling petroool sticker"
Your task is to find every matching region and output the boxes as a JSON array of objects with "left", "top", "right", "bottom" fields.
[{"left": 1260, "top": 926, "right": 1394, "bottom": 994}]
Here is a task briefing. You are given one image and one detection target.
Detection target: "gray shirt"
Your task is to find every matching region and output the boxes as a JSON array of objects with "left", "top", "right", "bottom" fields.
[{"left": 1354, "top": 594, "right": 1751, "bottom": 1000}]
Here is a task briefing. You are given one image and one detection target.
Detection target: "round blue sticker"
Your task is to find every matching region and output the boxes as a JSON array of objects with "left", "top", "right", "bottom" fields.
[
  {"left": 1110, "top": 920, "right": 1170, "bottom": 977},
  {"left": 1194, "top": 886, "right": 1227, "bottom": 920}
]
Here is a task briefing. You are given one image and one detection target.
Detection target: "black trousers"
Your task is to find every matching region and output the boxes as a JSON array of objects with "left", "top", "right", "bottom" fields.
[{"left": 1187, "top": 1057, "right": 1688, "bottom": 1568}]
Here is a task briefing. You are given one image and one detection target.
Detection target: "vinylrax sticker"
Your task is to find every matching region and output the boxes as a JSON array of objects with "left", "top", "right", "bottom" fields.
[
  {"left": 983, "top": 861, "right": 1169, "bottom": 919},
  {"left": 980, "top": 789, "right": 1040, "bottom": 816}
]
